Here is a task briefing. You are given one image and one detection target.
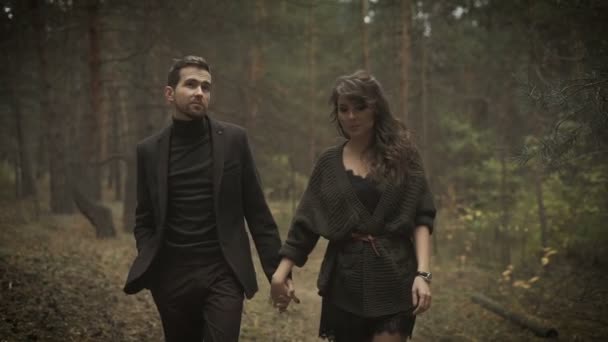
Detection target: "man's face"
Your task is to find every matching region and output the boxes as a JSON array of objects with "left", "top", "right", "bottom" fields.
[{"left": 165, "top": 66, "right": 212, "bottom": 120}]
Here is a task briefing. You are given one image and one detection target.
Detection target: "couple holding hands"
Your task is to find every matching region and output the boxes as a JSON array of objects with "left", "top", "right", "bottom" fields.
[{"left": 123, "top": 56, "right": 435, "bottom": 342}]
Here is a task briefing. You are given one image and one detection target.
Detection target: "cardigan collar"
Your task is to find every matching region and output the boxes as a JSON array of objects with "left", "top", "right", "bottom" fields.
[{"left": 329, "top": 143, "right": 399, "bottom": 237}]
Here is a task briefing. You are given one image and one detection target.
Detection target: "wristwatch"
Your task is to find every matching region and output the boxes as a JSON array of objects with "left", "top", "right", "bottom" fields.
[{"left": 416, "top": 271, "right": 432, "bottom": 283}]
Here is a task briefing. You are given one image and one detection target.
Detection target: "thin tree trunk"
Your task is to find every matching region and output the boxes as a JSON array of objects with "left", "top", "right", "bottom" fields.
[
  {"left": 85, "top": 0, "right": 103, "bottom": 200},
  {"left": 31, "top": 0, "right": 73, "bottom": 213},
  {"left": 14, "top": 151, "right": 20, "bottom": 199},
  {"left": 420, "top": 35, "right": 437, "bottom": 258},
  {"left": 290, "top": 156, "right": 297, "bottom": 216},
  {"left": 498, "top": 143, "right": 511, "bottom": 265},
  {"left": 106, "top": 86, "right": 123, "bottom": 200},
  {"left": 361, "top": 0, "right": 370, "bottom": 71},
  {"left": 112, "top": 89, "right": 123, "bottom": 201},
  {"left": 399, "top": 0, "right": 412, "bottom": 124},
  {"left": 526, "top": 23, "right": 551, "bottom": 252},
  {"left": 35, "top": 126, "right": 46, "bottom": 180},
  {"left": 421, "top": 38, "right": 429, "bottom": 156},
  {"left": 123, "top": 153, "right": 136, "bottom": 232},
  {"left": 308, "top": 0, "right": 317, "bottom": 166},
  {"left": 11, "top": 94, "right": 37, "bottom": 199},
  {"left": 246, "top": 0, "right": 265, "bottom": 131},
  {"left": 533, "top": 168, "right": 548, "bottom": 249},
  {"left": 7, "top": 18, "right": 37, "bottom": 199},
  {"left": 123, "top": 48, "right": 155, "bottom": 231}
]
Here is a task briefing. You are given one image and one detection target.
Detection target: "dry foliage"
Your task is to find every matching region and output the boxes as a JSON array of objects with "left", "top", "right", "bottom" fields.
[{"left": 1, "top": 200, "right": 606, "bottom": 341}]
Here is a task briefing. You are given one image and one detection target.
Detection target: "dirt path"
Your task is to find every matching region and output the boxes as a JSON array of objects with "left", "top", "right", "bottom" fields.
[{"left": 1, "top": 206, "right": 606, "bottom": 341}]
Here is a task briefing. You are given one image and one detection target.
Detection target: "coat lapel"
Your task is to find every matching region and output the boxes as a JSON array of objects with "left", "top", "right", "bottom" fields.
[
  {"left": 209, "top": 117, "right": 225, "bottom": 216},
  {"left": 157, "top": 125, "right": 171, "bottom": 227}
]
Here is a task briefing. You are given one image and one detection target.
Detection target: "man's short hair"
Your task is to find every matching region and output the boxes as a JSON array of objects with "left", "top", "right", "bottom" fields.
[{"left": 167, "top": 56, "right": 211, "bottom": 88}]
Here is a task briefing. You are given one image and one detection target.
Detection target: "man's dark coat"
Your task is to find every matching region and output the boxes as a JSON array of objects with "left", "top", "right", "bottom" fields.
[{"left": 123, "top": 116, "right": 282, "bottom": 298}]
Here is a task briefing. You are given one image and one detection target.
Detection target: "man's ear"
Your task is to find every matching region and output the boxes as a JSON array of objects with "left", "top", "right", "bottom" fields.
[{"left": 164, "top": 86, "right": 175, "bottom": 103}]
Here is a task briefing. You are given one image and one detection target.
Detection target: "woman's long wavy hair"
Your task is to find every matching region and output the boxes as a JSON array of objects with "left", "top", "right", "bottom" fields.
[{"left": 330, "top": 70, "right": 421, "bottom": 185}]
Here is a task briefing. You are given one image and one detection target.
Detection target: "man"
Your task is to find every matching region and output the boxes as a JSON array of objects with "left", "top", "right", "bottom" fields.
[{"left": 123, "top": 56, "right": 293, "bottom": 341}]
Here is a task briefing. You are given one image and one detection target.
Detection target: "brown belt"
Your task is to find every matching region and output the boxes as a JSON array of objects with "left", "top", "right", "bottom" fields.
[{"left": 351, "top": 233, "right": 380, "bottom": 256}]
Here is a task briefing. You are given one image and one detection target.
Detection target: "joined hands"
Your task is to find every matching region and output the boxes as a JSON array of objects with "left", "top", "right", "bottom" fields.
[{"left": 270, "top": 276, "right": 300, "bottom": 313}]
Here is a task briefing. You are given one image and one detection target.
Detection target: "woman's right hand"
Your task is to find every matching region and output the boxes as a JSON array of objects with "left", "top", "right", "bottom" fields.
[{"left": 271, "top": 258, "right": 299, "bottom": 312}]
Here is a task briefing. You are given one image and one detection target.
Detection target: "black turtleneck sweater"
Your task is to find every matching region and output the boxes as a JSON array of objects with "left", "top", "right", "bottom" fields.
[{"left": 164, "top": 118, "right": 220, "bottom": 256}]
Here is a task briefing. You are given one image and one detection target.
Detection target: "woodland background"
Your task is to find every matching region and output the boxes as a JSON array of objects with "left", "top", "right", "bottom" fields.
[{"left": 0, "top": 0, "right": 607, "bottom": 341}]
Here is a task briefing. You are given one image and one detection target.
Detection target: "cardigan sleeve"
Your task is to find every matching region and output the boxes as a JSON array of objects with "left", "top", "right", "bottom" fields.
[
  {"left": 279, "top": 215, "right": 320, "bottom": 267},
  {"left": 414, "top": 175, "right": 437, "bottom": 234},
  {"left": 278, "top": 160, "right": 324, "bottom": 267}
]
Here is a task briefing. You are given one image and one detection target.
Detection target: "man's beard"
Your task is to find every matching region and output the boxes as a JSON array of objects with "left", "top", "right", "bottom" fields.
[{"left": 176, "top": 102, "right": 206, "bottom": 120}]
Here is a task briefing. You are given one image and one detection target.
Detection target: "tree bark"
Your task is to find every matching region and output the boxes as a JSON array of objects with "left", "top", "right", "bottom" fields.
[
  {"left": 399, "top": 0, "right": 412, "bottom": 124},
  {"left": 6, "top": 14, "right": 37, "bottom": 200},
  {"left": 85, "top": 0, "right": 103, "bottom": 200},
  {"left": 123, "top": 47, "right": 156, "bottom": 232},
  {"left": 308, "top": 0, "right": 317, "bottom": 167},
  {"left": 421, "top": 37, "right": 429, "bottom": 157},
  {"left": 11, "top": 93, "right": 37, "bottom": 199},
  {"left": 109, "top": 87, "right": 123, "bottom": 201},
  {"left": 533, "top": 167, "right": 548, "bottom": 249},
  {"left": 361, "top": 0, "right": 370, "bottom": 71},
  {"left": 498, "top": 141, "right": 511, "bottom": 265},
  {"left": 420, "top": 34, "right": 437, "bottom": 259},
  {"left": 31, "top": 0, "right": 73, "bottom": 213},
  {"left": 246, "top": 0, "right": 265, "bottom": 131}
]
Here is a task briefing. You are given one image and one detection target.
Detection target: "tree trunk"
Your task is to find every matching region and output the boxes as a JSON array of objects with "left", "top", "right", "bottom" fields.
[
  {"left": 399, "top": 0, "right": 412, "bottom": 124},
  {"left": 498, "top": 142, "right": 511, "bottom": 265},
  {"left": 308, "top": 0, "right": 317, "bottom": 166},
  {"left": 246, "top": 0, "right": 265, "bottom": 131},
  {"left": 421, "top": 37, "right": 429, "bottom": 157},
  {"left": 85, "top": 0, "right": 103, "bottom": 200},
  {"left": 420, "top": 34, "right": 437, "bottom": 259},
  {"left": 107, "top": 87, "right": 123, "bottom": 200},
  {"left": 361, "top": 0, "right": 370, "bottom": 71},
  {"left": 526, "top": 29, "right": 551, "bottom": 252},
  {"left": 123, "top": 153, "right": 136, "bottom": 232},
  {"left": 31, "top": 0, "right": 73, "bottom": 213},
  {"left": 6, "top": 16, "right": 37, "bottom": 200},
  {"left": 533, "top": 167, "right": 548, "bottom": 249},
  {"left": 123, "top": 53, "right": 155, "bottom": 232},
  {"left": 11, "top": 93, "right": 37, "bottom": 199}
]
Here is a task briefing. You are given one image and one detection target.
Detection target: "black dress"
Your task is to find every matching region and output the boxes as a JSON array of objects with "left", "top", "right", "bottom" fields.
[{"left": 318, "top": 170, "right": 416, "bottom": 341}]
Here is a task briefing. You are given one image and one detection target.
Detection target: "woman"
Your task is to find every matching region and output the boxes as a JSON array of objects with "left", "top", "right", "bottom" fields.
[{"left": 271, "top": 70, "right": 436, "bottom": 341}]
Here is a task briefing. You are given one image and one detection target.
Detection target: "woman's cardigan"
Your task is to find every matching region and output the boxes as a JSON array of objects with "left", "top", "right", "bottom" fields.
[{"left": 278, "top": 144, "right": 436, "bottom": 317}]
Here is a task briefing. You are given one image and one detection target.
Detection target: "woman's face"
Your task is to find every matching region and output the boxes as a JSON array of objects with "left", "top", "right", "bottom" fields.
[{"left": 337, "top": 95, "right": 375, "bottom": 140}]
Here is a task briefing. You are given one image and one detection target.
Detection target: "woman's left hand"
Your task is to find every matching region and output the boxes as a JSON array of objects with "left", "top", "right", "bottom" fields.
[
  {"left": 271, "top": 276, "right": 299, "bottom": 313},
  {"left": 412, "top": 276, "right": 432, "bottom": 315}
]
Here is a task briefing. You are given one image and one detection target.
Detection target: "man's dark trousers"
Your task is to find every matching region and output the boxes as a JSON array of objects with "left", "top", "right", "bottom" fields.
[
  {"left": 149, "top": 248, "right": 243, "bottom": 342},
  {"left": 123, "top": 116, "right": 283, "bottom": 341}
]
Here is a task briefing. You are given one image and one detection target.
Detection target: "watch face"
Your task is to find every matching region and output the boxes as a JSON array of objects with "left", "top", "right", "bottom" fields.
[{"left": 417, "top": 271, "right": 432, "bottom": 280}]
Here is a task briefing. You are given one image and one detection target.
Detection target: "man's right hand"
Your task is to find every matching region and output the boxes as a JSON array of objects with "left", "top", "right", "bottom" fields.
[{"left": 270, "top": 276, "right": 299, "bottom": 312}]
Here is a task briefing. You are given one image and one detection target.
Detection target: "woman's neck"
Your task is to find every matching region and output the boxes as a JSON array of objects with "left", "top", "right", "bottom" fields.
[{"left": 346, "top": 133, "right": 373, "bottom": 155}]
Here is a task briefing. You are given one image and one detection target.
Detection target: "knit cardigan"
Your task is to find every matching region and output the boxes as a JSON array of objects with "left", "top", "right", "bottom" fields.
[{"left": 278, "top": 143, "right": 436, "bottom": 317}]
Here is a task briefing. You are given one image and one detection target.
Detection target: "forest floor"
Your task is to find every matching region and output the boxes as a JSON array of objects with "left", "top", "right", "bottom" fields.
[{"left": 1, "top": 198, "right": 607, "bottom": 342}]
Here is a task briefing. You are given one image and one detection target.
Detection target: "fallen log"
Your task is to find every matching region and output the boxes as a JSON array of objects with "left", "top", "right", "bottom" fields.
[{"left": 471, "top": 293, "right": 558, "bottom": 338}]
